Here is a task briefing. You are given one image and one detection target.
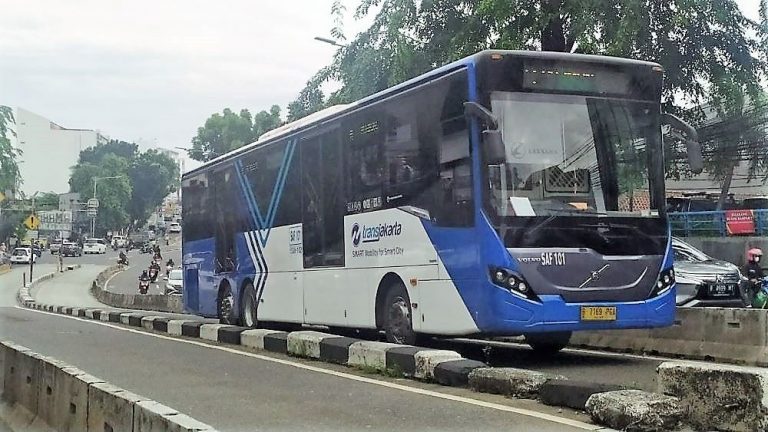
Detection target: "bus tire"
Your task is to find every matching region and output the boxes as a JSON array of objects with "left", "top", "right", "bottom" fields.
[
  {"left": 217, "top": 283, "right": 236, "bottom": 325},
  {"left": 382, "top": 282, "right": 418, "bottom": 345},
  {"left": 241, "top": 282, "right": 258, "bottom": 328},
  {"left": 524, "top": 331, "right": 572, "bottom": 355}
]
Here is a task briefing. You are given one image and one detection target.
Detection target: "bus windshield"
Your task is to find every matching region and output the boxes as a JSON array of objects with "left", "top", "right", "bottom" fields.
[{"left": 487, "top": 92, "right": 661, "bottom": 219}]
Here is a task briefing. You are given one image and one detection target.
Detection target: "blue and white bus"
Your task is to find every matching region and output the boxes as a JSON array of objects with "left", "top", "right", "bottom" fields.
[{"left": 181, "top": 50, "right": 702, "bottom": 352}]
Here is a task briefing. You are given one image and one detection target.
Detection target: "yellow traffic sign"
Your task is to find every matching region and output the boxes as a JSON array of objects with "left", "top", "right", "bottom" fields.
[{"left": 24, "top": 214, "right": 40, "bottom": 230}]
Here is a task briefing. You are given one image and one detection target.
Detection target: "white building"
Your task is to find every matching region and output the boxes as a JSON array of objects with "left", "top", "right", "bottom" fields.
[{"left": 13, "top": 108, "right": 108, "bottom": 195}]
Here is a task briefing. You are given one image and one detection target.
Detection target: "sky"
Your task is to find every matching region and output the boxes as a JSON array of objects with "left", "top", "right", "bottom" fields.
[{"left": 0, "top": 0, "right": 764, "bottom": 172}]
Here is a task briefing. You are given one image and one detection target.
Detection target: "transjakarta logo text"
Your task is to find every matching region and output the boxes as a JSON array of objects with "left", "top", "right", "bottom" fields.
[{"left": 351, "top": 222, "right": 402, "bottom": 247}]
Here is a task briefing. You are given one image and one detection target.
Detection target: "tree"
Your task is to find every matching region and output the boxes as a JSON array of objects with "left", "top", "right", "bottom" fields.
[
  {"left": 127, "top": 150, "right": 180, "bottom": 227},
  {"left": 78, "top": 139, "right": 137, "bottom": 164},
  {"left": 35, "top": 192, "right": 60, "bottom": 211},
  {"left": 0, "top": 106, "right": 21, "bottom": 195},
  {"left": 189, "top": 107, "right": 284, "bottom": 162},
  {"left": 69, "top": 155, "right": 132, "bottom": 234}
]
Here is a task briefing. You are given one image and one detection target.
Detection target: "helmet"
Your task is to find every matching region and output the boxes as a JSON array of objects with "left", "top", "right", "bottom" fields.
[{"left": 748, "top": 248, "right": 763, "bottom": 261}]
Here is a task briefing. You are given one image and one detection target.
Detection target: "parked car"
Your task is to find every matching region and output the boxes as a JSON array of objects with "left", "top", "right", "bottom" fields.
[
  {"left": 49, "top": 240, "right": 63, "bottom": 255},
  {"left": 164, "top": 268, "right": 183, "bottom": 295},
  {"left": 10, "top": 248, "right": 36, "bottom": 264},
  {"left": 743, "top": 197, "right": 768, "bottom": 210},
  {"left": 60, "top": 242, "right": 83, "bottom": 257},
  {"left": 83, "top": 238, "right": 108, "bottom": 254},
  {"left": 168, "top": 222, "right": 181, "bottom": 234},
  {"left": 672, "top": 237, "right": 745, "bottom": 307}
]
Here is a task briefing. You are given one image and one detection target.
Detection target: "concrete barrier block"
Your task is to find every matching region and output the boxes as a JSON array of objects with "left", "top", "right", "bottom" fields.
[
  {"left": 128, "top": 313, "right": 146, "bottom": 327},
  {"left": 348, "top": 341, "right": 399, "bottom": 371},
  {"left": 241, "top": 329, "right": 285, "bottom": 350},
  {"left": 100, "top": 311, "right": 113, "bottom": 322},
  {"left": 468, "top": 367, "right": 567, "bottom": 399},
  {"left": 14, "top": 350, "right": 42, "bottom": 413},
  {"left": 586, "top": 390, "right": 682, "bottom": 432},
  {"left": 414, "top": 350, "right": 463, "bottom": 381},
  {"left": 119, "top": 313, "right": 132, "bottom": 325},
  {"left": 181, "top": 322, "right": 204, "bottom": 338},
  {"left": 218, "top": 326, "right": 246, "bottom": 344},
  {"left": 385, "top": 346, "right": 423, "bottom": 376},
  {"left": 200, "top": 324, "right": 233, "bottom": 342},
  {"left": 287, "top": 331, "right": 336, "bottom": 359},
  {"left": 319, "top": 337, "right": 359, "bottom": 365},
  {"left": 141, "top": 316, "right": 166, "bottom": 331},
  {"left": 263, "top": 332, "right": 288, "bottom": 354},
  {"left": 152, "top": 317, "right": 171, "bottom": 333},
  {"left": 163, "top": 413, "right": 217, "bottom": 432},
  {"left": 2, "top": 342, "right": 32, "bottom": 405},
  {"left": 658, "top": 361, "right": 768, "bottom": 431},
  {"left": 167, "top": 320, "right": 190, "bottom": 336},
  {"left": 133, "top": 400, "right": 178, "bottom": 432},
  {"left": 49, "top": 367, "right": 103, "bottom": 431},
  {"left": 539, "top": 379, "right": 625, "bottom": 410},
  {"left": 69, "top": 307, "right": 80, "bottom": 317},
  {"left": 88, "top": 382, "right": 147, "bottom": 432},
  {"left": 433, "top": 359, "right": 487, "bottom": 387}
]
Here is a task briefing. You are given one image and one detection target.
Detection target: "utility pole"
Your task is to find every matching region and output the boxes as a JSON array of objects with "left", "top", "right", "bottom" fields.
[{"left": 29, "top": 193, "right": 37, "bottom": 283}]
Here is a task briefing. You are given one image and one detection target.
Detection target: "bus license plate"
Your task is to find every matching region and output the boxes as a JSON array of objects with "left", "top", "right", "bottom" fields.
[{"left": 580, "top": 306, "right": 616, "bottom": 321}]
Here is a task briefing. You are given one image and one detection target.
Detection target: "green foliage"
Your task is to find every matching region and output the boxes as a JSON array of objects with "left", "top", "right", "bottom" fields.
[
  {"left": 190, "top": 106, "right": 283, "bottom": 162},
  {"left": 0, "top": 106, "right": 21, "bottom": 194},
  {"left": 35, "top": 192, "right": 60, "bottom": 210},
  {"left": 69, "top": 141, "right": 180, "bottom": 234}
]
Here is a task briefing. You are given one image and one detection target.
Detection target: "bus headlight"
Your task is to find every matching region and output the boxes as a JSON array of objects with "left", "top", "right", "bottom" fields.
[
  {"left": 489, "top": 266, "right": 538, "bottom": 301},
  {"left": 652, "top": 268, "right": 675, "bottom": 297}
]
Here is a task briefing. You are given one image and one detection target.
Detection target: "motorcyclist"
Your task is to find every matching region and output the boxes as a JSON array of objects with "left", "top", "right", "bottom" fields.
[
  {"left": 165, "top": 258, "right": 175, "bottom": 277},
  {"left": 139, "top": 270, "right": 150, "bottom": 282},
  {"left": 118, "top": 250, "right": 128, "bottom": 265},
  {"left": 742, "top": 248, "right": 765, "bottom": 303}
]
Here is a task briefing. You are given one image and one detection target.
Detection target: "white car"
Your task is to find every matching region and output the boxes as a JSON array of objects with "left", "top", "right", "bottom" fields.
[
  {"left": 165, "top": 268, "right": 183, "bottom": 295},
  {"left": 83, "top": 238, "right": 108, "bottom": 254},
  {"left": 168, "top": 222, "right": 181, "bottom": 233},
  {"left": 10, "top": 248, "right": 36, "bottom": 264},
  {"left": 112, "top": 235, "right": 127, "bottom": 248}
]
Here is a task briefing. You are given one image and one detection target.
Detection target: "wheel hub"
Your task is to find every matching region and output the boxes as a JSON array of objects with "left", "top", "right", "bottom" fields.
[{"left": 387, "top": 296, "right": 411, "bottom": 344}]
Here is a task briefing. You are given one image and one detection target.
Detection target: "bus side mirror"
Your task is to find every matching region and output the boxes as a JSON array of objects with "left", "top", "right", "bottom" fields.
[
  {"left": 662, "top": 113, "right": 703, "bottom": 174},
  {"left": 464, "top": 102, "right": 506, "bottom": 165}
]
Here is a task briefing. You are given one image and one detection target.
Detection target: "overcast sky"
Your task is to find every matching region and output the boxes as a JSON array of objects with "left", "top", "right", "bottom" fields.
[{"left": 0, "top": 0, "right": 763, "bottom": 170}]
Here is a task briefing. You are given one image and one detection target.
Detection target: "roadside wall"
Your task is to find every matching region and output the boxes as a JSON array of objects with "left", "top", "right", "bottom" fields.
[
  {"left": 90, "top": 266, "right": 184, "bottom": 314},
  {"left": 684, "top": 236, "right": 768, "bottom": 267},
  {"left": 571, "top": 306, "right": 768, "bottom": 366}
]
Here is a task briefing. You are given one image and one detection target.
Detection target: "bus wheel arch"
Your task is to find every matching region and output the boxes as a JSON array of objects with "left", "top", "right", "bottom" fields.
[
  {"left": 375, "top": 273, "right": 418, "bottom": 345},
  {"left": 239, "top": 278, "right": 258, "bottom": 328},
  {"left": 216, "top": 279, "right": 236, "bottom": 325}
]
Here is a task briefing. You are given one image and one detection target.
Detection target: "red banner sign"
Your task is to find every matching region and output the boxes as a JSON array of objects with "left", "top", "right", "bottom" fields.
[{"left": 725, "top": 210, "right": 755, "bottom": 235}]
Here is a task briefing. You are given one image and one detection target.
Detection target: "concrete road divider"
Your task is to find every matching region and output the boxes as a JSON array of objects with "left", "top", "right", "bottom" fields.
[
  {"left": 432, "top": 359, "right": 487, "bottom": 387},
  {"left": 539, "top": 379, "right": 625, "bottom": 410},
  {"left": 287, "top": 331, "right": 336, "bottom": 359},
  {"left": 91, "top": 265, "right": 185, "bottom": 314},
  {"left": 318, "top": 337, "right": 358, "bottom": 365},
  {"left": 468, "top": 367, "right": 567, "bottom": 399},
  {"left": 1, "top": 341, "right": 217, "bottom": 432},
  {"left": 413, "top": 350, "right": 462, "bottom": 380},
  {"left": 658, "top": 361, "right": 768, "bottom": 431},
  {"left": 585, "top": 389, "right": 683, "bottom": 432},
  {"left": 240, "top": 329, "right": 285, "bottom": 350},
  {"left": 348, "top": 341, "right": 400, "bottom": 371}
]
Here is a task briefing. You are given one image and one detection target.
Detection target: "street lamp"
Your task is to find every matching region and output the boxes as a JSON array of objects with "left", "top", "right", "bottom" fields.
[
  {"left": 313, "top": 36, "right": 347, "bottom": 48},
  {"left": 91, "top": 176, "right": 124, "bottom": 238}
]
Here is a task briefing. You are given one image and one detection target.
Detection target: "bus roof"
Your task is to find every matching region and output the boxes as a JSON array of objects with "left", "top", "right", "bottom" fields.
[{"left": 183, "top": 50, "right": 661, "bottom": 178}]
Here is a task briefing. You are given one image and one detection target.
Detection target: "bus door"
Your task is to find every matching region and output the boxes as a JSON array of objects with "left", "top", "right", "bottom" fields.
[
  {"left": 301, "top": 128, "right": 347, "bottom": 326},
  {"left": 209, "top": 167, "right": 237, "bottom": 313}
]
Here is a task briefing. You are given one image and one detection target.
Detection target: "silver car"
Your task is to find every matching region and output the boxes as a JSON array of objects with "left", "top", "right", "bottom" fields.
[{"left": 673, "top": 237, "right": 745, "bottom": 307}]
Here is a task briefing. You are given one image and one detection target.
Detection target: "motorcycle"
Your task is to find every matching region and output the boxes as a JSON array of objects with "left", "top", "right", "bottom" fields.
[
  {"left": 117, "top": 257, "right": 129, "bottom": 266},
  {"left": 138, "top": 278, "right": 150, "bottom": 294},
  {"left": 148, "top": 266, "right": 159, "bottom": 283},
  {"left": 750, "top": 277, "right": 768, "bottom": 309}
]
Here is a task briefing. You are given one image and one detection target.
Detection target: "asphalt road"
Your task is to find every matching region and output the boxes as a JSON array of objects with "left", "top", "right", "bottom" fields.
[
  {"left": 107, "top": 233, "right": 182, "bottom": 295},
  {"left": 0, "top": 266, "right": 600, "bottom": 432}
]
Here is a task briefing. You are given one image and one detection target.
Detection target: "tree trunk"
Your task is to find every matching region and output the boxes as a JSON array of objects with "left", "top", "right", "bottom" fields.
[
  {"left": 541, "top": 0, "right": 566, "bottom": 51},
  {"left": 716, "top": 164, "right": 735, "bottom": 210}
]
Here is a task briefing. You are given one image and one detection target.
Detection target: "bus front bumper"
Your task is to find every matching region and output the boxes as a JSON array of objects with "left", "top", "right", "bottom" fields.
[{"left": 481, "top": 285, "right": 676, "bottom": 335}]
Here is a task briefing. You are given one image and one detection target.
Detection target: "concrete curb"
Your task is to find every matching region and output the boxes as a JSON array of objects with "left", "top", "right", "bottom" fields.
[
  {"left": 0, "top": 340, "right": 217, "bottom": 432},
  {"left": 90, "top": 265, "right": 185, "bottom": 314}
]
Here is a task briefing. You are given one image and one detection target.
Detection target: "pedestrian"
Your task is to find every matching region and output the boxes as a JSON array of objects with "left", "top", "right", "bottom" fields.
[{"left": 58, "top": 252, "right": 64, "bottom": 273}]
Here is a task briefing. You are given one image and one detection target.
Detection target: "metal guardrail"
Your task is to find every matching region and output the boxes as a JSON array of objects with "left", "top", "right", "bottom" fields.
[{"left": 669, "top": 209, "right": 768, "bottom": 237}]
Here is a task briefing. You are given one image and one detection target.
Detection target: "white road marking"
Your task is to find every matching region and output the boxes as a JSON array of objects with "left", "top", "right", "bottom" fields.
[{"left": 15, "top": 306, "right": 604, "bottom": 430}]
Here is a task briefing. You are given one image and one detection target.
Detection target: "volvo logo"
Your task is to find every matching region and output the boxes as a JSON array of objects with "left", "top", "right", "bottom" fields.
[
  {"left": 351, "top": 223, "right": 361, "bottom": 247},
  {"left": 579, "top": 264, "right": 611, "bottom": 288}
]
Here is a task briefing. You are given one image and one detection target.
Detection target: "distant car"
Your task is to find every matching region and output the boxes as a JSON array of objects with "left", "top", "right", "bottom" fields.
[
  {"left": 83, "top": 238, "right": 108, "bottom": 254},
  {"left": 60, "top": 242, "right": 82, "bottom": 257},
  {"left": 672, "top": 237, "right": 745, "bottom": 307},
  {"left": 10, "top": 248, "right": 36, "bottom": 264},
  {"left": 165, "top": 268, "right": 183, "bottom": 295},
  {"left": 112, "top": 235, "right": 128, "bottom": 248},
  {"left": 50, "top": 240, "right": 63, "bottom": 255},
  {"left": 168, "top": 222, "right": 181, "bottom": 233}
]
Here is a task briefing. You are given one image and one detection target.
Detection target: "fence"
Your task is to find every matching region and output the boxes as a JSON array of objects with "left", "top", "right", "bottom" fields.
[{"left": 669, "top": 210, "right": 768, "bottom": 237}]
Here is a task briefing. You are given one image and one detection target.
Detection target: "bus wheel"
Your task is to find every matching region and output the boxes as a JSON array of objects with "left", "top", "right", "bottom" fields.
[
  {"left": 241, "top": 282, "right": 258, "bottom": 328},
  {"left": 383, "top": 282, "right": 417, "bottom": 345},
  {"left": 524, "top": 331, "right": 572, "bottom": 355},
  {"left": 217, "top": 284, "right": 235, "bottom": 325}
]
